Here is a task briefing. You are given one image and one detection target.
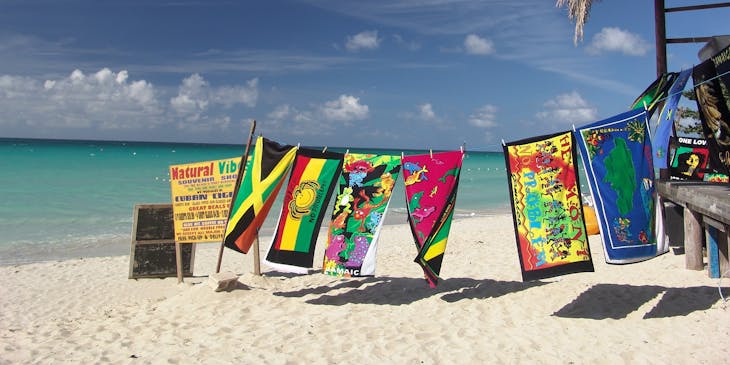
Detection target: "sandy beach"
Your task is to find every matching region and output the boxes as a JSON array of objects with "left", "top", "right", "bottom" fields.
[{"left": 1, "top": 214, "right": 728, "bottom": 364}]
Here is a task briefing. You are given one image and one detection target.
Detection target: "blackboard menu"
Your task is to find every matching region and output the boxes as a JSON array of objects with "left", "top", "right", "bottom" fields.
[{"left": 129, "top": 204, "right": 195, "bottom": 279}]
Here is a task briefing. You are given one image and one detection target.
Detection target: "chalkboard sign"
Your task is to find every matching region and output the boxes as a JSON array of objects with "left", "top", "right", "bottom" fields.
[{"left": 129, "top": 204, "right": 195, "bottom": 279}]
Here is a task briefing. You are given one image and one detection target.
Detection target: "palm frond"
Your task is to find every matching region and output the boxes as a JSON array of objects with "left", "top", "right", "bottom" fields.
[{"left": 556, "top": 0, "right": 598, "bottom": 44}]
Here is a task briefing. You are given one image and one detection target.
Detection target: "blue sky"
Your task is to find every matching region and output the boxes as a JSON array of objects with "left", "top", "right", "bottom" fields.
[{"left": 1, "top": 0, "right": 728, "bottom": 150}]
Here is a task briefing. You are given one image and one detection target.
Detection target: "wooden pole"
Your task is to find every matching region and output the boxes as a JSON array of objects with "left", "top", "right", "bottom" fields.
[
  {"left": 252, "top": 230, "right": 262, "bottom": 276},
  {"left": 654, "top": 0, "right": 667, "bottom": 77},
  {"left": 215, "top": 120, "right": 257, "bottom": 273}
]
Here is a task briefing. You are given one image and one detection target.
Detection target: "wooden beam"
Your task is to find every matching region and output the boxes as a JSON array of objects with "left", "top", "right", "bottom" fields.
[
  {"left": 665, "top": 2, "right": 730, "bottom": 12},
  {"left": 667, "top": 37, "right": 716, "bottom": 44}
]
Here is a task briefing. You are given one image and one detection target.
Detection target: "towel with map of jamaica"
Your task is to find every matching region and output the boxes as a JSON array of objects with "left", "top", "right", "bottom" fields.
[{"left": 575, "top": 108, "right": 658, "bottom": 264}]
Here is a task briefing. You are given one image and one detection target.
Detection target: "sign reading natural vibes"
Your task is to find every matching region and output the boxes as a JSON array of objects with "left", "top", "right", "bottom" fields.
[
  {"left": 224, "top": 137, "right": 296, "bottom": 254},
  {"left": 169, "top": 157, "right": 239, "bottom": 243},
  {"left": 576, "top": 109, "right": 658, "bottom": 264},
  {"left": 264, "top": 148, "right": 344, "bottom": 273},
  {"left": 402, "top": 150, "right": 464, "bottom": 287},
  {"left": 323, "top": 153, "right": 401, "bottom": 277},
  {"left": 504, "top": 131, "right": 594, "bottom": 281}
]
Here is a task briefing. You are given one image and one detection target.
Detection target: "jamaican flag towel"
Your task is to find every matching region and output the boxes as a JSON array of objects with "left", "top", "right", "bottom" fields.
[
  {"left": 630, "top": 72, "right": 677, "bottom": 118},
  {"left": 224, "top": 136, "right": 296, "bottom": 254},
  {"left": 403, "top": 150, "right": 464, "bottom": 287},
  {"left": 264, "top": 148, "right": 344, "bottom": 273},
  {"left": 323, "top": 153, "right": 401, "bottom": 277},
  {"left": 504, "top": 131, "right": 594, "bottom": 281}
]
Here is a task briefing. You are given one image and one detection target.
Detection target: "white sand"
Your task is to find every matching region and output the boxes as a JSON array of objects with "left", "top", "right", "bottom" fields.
[{"left": 1, "top": 214, "right": 728, "bottom": 364}]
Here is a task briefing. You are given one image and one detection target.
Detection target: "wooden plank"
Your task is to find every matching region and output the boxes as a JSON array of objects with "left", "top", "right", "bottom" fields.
[
  {"left": 683, "top": 208, "right": 704, "bottom": 270},
  {"left": 675, "top": 185, "right": 730, "bottom": 225}
]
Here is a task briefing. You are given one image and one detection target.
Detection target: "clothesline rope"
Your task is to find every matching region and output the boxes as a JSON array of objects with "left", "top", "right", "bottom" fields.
[{"left": 654, "top": 67, "right": 730, "bottom": 105}]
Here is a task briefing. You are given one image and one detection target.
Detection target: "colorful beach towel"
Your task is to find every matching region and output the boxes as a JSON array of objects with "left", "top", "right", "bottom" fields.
[
  {"left": 652, "top": 68, "right": 692, "bottom": 174},
  {"left": 322, "top": 153, "right": 401, "bottom": 277},
  {"left": 264, "top": 148, "right": 344, "bottom": 273},
  {"left": 402, "top": 150, "right": 464, "bottom": 287},
  {"left": 668, "top": 136, "right": 711, "bottom": 181},
  {"left": 630, "top": 72, "right": 677, "bottom": 118},
  {"left": 224, "top": 137, "right": 296, "bottom": 254},
  {"left": 504, "top": 131, "right": 594, "bottom": 281},
  {"left": 575, "top": 109, "right": 658, "bottom": 264},
  {"left": 693, "top": 59, "right": 730, "bottom": 176}
]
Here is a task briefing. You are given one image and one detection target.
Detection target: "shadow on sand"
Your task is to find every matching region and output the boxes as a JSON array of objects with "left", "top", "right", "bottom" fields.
[
  {"left": 273, "top": 276, "right": 549, "bottom": 306},
  {"left": 552, "top": 283, "right": 721, "bottom": 319}
]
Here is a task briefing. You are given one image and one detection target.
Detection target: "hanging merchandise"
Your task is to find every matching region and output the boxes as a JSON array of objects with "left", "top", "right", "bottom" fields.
[
  {"left": 223, "top": 137, "right": 297, "bottom": 254},
  {"left": 504, "top": 131, "right": 594, "bottom": 281},
  {"left": 264, "top": 148, "right": 344, "bottom": 273},
  {"left": 693, "top": 58, "right": 730, "bottom": 176},
  {"left": 575, "top": 109, "right": 660, "bottom": 263},
  {"left": 630, "top": 72, "right": 678, "bottom": 118},
  {"left": 652, "top": 68, "right": 692, "bottom": 175},
  {"left": 402, "top": 150, "right": 464, "bottom": 287},
  {"left": 322, "top": 153, "right": 401, "bottom": 277},
  {"left": 668, "top": 136, "right": 711, "bottom": 181}
]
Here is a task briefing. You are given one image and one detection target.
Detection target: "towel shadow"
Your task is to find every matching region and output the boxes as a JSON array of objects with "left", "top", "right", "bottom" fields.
[
  {"left": 553, "top": 283, "right": 720, "bottom": 319},
  {"left": 273, "top": 276, "right": 548, "bottom": 306},
  {"left": 643, "top": 286, "right": 720, "bottom": 318}
]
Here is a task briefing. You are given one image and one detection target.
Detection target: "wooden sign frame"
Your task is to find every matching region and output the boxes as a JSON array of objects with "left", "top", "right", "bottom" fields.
[{"left": 129, "top": 203, "right": 195, "bottom": 279}]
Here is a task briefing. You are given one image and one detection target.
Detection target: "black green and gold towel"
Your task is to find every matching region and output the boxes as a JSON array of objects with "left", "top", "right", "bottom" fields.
[{"left": 264, "top": 148, "right": 344, "bottom": 273}]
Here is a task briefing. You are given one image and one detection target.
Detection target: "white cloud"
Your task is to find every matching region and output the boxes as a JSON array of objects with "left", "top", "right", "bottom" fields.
[
  {"left": 393, "top": 34, "right": 421, "bottom": 51},
  {"left": 536, "top": 91, "right": 598, "bottom": 125},
  {"left": 319, "top": 94, "right": 369, "bottom": 121},
  {"left": 212, "top": 78, "right": 258, "bottom": 108},
  {"left": 170, "top": 74, "right": 209, "bottom": 118},
  {"left": 468, "top": 104, "right": 498, "bottom": 128},
  {"left": 586, "top": 27, "right": 650, "bottom": 56},
  {"left": 464, "top": 34, "right": 495, "bottom": 55},
  {"left": 170, "top": 74, "right": 258, "bottom": 121},
  {"left": 0, "top": 68, "right": 261, "bottom": 136},
  {"left": 20, "top": 68, "right": 162, "bottom": 129},
  {"left": 267, "top": 104, "right": 292, "bottom": 122},
  {"left": 418, "top": 103, "right": 437, "bottom": 120},
  {"left": 266, "top": 97, "right": 368, "bottom": 136},
  {"left": 400, "top": 102, "right": 448, "bottom": 126},
  {"left": 346, "top": 30, "right": 381, "bottom": 51}
]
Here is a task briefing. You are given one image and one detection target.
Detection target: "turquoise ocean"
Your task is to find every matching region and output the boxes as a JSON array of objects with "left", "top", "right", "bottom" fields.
[{"left": 0, "top": 138, "right": 514, "bottom": 266}]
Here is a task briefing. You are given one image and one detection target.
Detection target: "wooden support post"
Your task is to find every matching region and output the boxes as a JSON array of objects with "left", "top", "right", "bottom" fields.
[
  {"left": 704, "top": 217, "right": 730, "bottom": 278},
  {"left": 654, "top": 0, "right": 667, "bottom": 77},
  {"left": 707, "top": 225, "right": 721, "bottom": 278},
  {"left": 252, "top": 232, "right": 261, "bottom": 276},
  {"left": 683, "top": 208, "right": 704, "bottom": 270},
  {"left": 176, "top": 241, "right": 184, "bottom": 283},
  {"left": 721, "top": 230, "right": 730, "bottom": 278}
]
